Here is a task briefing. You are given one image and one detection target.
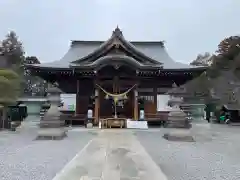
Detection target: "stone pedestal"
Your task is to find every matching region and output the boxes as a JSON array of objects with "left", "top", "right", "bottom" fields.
[
  {"left": 163, "top": 129, "right": 194, "bottom": 142},
  {"left": 86, "top": 123, "right": 93, "bottom": 128},
  {"left": 37, "top": 128, "right": 66, "bottom": 140},
  {"left": 36, "top": 86, "right": 67, "bottom": 140}
]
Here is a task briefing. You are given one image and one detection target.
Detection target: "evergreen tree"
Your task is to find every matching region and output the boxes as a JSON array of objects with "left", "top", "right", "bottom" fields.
[
  {"left": 0, "top": 69, "right": 20, "bottom": 128},
  {"left": 0, "top": 31, "right": 25, "bottom": 95},
  {"left": 0, "top": 31, "right": 25, "bottom": 68}
]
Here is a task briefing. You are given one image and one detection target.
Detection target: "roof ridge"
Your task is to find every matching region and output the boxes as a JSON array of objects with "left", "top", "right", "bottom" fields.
[{"left": 71, "top": 40, "right": 165, "bottom": 46}]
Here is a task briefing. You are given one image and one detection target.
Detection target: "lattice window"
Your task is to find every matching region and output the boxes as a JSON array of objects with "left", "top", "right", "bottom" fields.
[{"left": 139, "top": 95, "right": 154, "bottom": 102}]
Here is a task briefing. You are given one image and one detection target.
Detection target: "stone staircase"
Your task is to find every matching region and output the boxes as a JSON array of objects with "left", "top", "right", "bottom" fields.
[{"left": 17, "top": 115, "right": 40, "bottom": 130}]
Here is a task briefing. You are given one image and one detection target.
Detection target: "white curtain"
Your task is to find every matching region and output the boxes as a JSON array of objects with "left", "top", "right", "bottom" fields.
[{"left": 157, "top": 95, "right": 170, "bottom": 111}]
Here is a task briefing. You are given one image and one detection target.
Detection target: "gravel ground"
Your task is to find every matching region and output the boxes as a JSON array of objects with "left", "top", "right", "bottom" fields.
[
  {"left": 0, "top": 128, "right": 96, "bottom": 180},
  {"left": 2, "top": 120, "right": 240, "bottom": 180},
  {"left": 136, "top": 124, "right": 240, "bottom": 180}
]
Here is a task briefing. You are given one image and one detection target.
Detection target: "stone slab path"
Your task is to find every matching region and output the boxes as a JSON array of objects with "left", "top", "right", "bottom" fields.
[{"left": 52, "top": 130, "right": 167, "bottom": 180}]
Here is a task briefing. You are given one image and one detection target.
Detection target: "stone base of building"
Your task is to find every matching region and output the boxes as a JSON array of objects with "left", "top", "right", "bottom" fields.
[
  {"left": 36, "top": 128, "right": 67, "bottom": 140},
  {"left": 164, "top": 122, "right": 192, "bottom": 129},
  {"left": 163, "top": 129, "right": 195, "bottom": 142}
]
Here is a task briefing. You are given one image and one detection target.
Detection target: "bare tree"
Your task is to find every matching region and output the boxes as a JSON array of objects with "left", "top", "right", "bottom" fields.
[{"left": 190, "top": 52, "right": 212, "bottom": 66}]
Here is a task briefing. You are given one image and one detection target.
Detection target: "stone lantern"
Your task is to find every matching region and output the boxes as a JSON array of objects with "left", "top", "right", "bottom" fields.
[
  {"left": 37, "top": 86, "right": 67, "bottom": 140},
  {"left": 165, "top": 96, "right": 191, "bottom": 128},
  {"left": 163, "top": 96, "right": 194, "bottom": 142}
]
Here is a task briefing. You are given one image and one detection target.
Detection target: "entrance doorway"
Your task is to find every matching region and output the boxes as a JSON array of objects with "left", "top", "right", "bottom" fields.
[
  {"left": 96, "top": 66, "right": 137, "bottom": 121},
  {"left": 99, "top": 90, "right": 134, "bottom": 119}
]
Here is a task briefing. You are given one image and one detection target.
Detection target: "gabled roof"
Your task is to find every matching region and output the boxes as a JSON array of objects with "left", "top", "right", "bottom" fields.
[
  {"left": 70, "top": 55, "right": 161, "bottom": 70},
  {"left": 70, "top": 27, "right": 162, "bottom": 67},
  {"left": 27, "top": 27, "right": 203, "bottom": 70}
]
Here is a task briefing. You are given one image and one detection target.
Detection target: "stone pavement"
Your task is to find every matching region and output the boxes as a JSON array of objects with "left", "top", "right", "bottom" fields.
[{"left": 52, "top": 130, "right": 167, "bottom": 180}]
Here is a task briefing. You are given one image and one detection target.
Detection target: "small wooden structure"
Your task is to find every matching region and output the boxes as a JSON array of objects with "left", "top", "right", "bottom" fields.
[{"left": 101, "top": 118, "right": 126, "bottom": 128}]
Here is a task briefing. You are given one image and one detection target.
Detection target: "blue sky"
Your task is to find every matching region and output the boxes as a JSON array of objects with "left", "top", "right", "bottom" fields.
[{"left": 0, "top": 0, "right": 239, "bottom": 63}]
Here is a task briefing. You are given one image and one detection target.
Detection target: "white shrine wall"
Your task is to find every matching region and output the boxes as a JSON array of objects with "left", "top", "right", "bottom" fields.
[
  {"left": 157, "top": 94, "right": 171, "bottom": 111},
  {"left": 60, "top": 94, "right": 76, "bottom": 111}
]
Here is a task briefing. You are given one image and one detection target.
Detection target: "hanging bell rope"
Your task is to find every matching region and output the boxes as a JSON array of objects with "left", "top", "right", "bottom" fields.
[{"left": 96, "top": 84, "right": 137, "bottom": 103}]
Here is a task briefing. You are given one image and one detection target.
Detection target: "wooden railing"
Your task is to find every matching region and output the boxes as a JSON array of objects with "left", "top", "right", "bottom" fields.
[
  {"left": 60, "top": 113, "right": 86, "bottom": 126},
  {"left": 145, "top": 111, "right": 169, "bottom": 122}
]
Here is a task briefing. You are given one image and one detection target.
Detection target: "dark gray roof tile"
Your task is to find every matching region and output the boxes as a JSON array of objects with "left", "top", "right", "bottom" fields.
[
  {"left": 31, "top": 27, "right": 198, "bottom": 70},
  {"left": 36, "top": 41, "right": 196, "bottom": 69}
]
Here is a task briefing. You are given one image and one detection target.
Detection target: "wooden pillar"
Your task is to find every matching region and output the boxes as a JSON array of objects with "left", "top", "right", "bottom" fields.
[
  {"left": 154, "top": 87, "right": 157, "bottom": 112},
  {"left": 94, "top": 88, "right": 99, "bottom": 125},
  {"left": 75, "top": 80, "right": 80, "bottom": 115},
  {"left": 134, "top": 89, "right": 138, "bottom": 120}
]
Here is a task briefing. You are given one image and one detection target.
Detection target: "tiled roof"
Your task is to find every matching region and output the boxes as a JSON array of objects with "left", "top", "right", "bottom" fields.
[{"left": 29, "top": 28, "right": 200, "bottom": 70}]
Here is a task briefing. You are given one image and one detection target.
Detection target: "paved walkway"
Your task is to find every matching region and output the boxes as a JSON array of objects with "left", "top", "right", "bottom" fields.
[{"left": 52, "top": 130, "right": 167, "bottom": 180}]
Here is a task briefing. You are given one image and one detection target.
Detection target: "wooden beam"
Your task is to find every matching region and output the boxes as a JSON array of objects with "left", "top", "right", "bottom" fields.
[
  {"left": 154, "top": 87, "right": 157, "bottom": 111},
  {"left": 98, "top": 79, "right": 136, "bottom": 86},
  {"left": 94, "top": 89, "right": 99, "bottom": 125},
  {"left": 75, "top": 80, "right": 80, "bottom": 115},
  {"left": 134, "top": 89, "right": 139, "bottom": 120}
]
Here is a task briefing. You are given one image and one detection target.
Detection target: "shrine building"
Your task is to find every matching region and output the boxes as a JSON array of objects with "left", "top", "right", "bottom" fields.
[{"left": 26, "top": 27, "right": 205, "bottom": 125}]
